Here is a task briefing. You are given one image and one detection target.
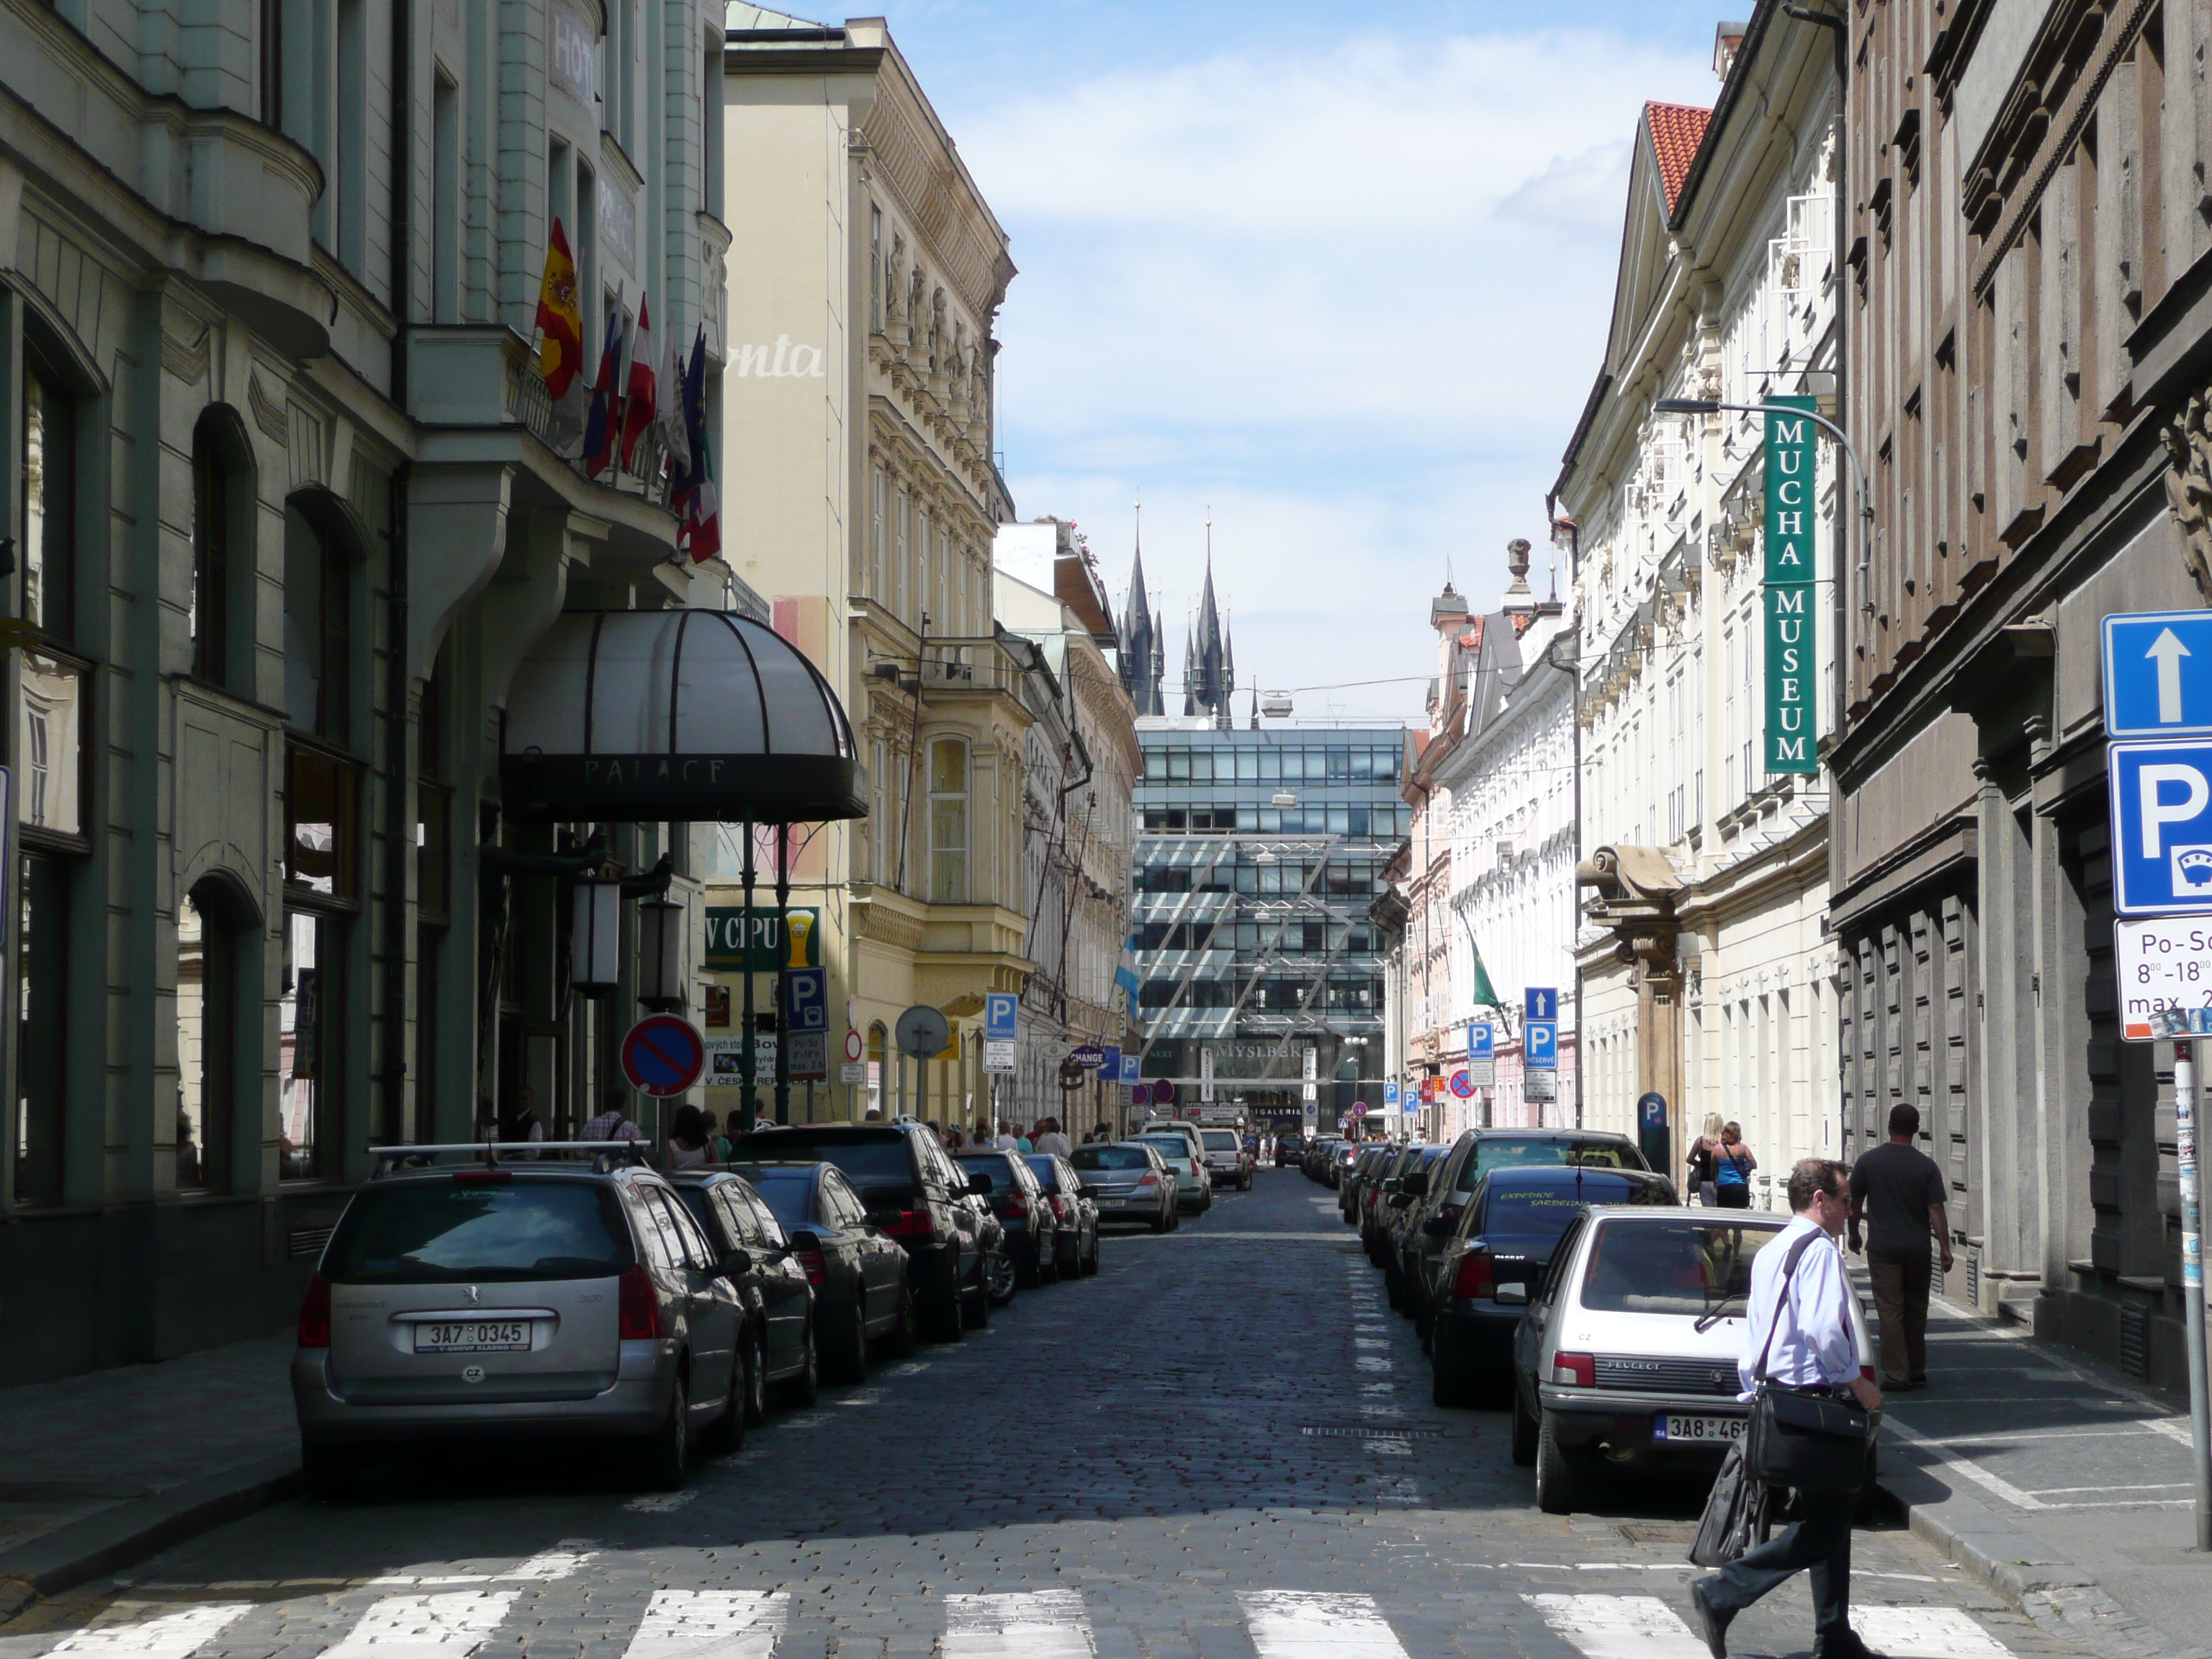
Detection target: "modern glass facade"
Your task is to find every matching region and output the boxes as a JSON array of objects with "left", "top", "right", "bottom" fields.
[{"left": 1131, "top": 722, "right": 1409, "bottom": 1130}]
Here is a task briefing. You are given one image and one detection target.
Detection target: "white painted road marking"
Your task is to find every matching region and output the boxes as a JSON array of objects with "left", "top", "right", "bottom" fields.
[
  {"left": 621, "top": 1590, "right": 793, "bottom": 1659},
  {"left": 1853, "top": 1606, "right": 2012, "bottom": 1656},
  {"left": 45, "top": 1606, "right": 252, "bottom": 1659},
  {"left": 321, "top": 1592, "right": 518, "bottom": 1659},
  {"left": 1238, "top": 1591, "right": 1411, "bottom": 1659},
  {"left": 942, "top": 1590, "right": 1094, "bottom": 1659},
  {"left": 1523, "top": 1593, "right": 1710, "bottom": 1659},
  {"left": 369, "top": 1543, "right": 598, "bottom": 1586}
]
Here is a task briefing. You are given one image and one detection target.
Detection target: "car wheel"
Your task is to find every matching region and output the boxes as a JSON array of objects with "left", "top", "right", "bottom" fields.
[
  {"left": 1169, "top": 1204, "right": 1182, "bottom": 1231},
  {"left": 302, "top": 1438, "right": 357, "bottom": 1502},
  {"left": 1016, "top": 1241, "right": 1044, "bottom": 1291},
  {"left": 741, "top": 1328, "right": 770, "bottom": 1426},
  {"left": 987, "top": 1246, "right": 1019, "bottom": 1307},
  {"left": 963, "top": 1259, "right": 992, "bottom": 1327},
  {"left": 1430, "top": 1322, "right": 1478, "bottom": 1408},
  {"left": 1511, "top": 1385, "right": 1539, "bottom": 1467},
  {"left": 1150, "top": 1206, "right": 1172, "bottom": 1235},
  {"left": 925, "top": 1260, "right": 965, "bottom": 1342},
  {"left": 1534, "top": 1410, "right": 1580, "bottom": 1515},
  {"left": 778, "top": 1320, "right": 820, "bottom": 1409},
  {"left": 1383, "top": 1263, "right": 1404, "bottom": 1310},
  {"left": 826, "top": 1297, "right": 871, "bottom": 1385},
  {"left": 879, "top": 1280, "right": 920, "bottom": 1359},
  {"left": 1084, "top": 1229, "right": 1101, "bottom": 1275},
  {"left": 702, "top": 1346, "right": 748, "bottom": 1457},
  {"left": 642, "top": 1373, "right": 691, "bottom": 1492}
]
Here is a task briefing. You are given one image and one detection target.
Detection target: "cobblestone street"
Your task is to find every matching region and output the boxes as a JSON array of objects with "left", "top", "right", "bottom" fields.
[{"left": 0, "top": 1174, "right": 2089, "bottom": 1659}]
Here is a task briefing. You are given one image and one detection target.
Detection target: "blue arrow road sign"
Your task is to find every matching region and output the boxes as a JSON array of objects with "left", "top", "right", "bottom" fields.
[
  {"left": 984, "top": 992, "right": 1018, "bottom": 1042},
  {"left": 2109, "top": 739, "right": 2212, "bottom": 913},
  {"left": 1524, "top": 1020, "right": 1559, "bottom": 1069},
  {"left": 1467, "top": 1021, "right": 1494, "bottom": 1060},
  {"left": 1526, "top": 986, "right": 1558, "bottom": 1022},
  {"left": 2105, "top": 612, "right": 2212, "bottom": 737}
]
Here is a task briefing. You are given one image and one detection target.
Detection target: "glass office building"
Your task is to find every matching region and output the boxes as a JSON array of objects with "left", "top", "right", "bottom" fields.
[{"left": 1130, "top": 721, "right": 1411, "bottom": 1133}]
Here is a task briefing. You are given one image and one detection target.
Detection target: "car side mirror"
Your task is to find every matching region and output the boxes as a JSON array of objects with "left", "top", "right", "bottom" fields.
[
  {"left": 968, "top": 1174, "right": 993, "bottom": 1195},
  {"left": 1079, "top": 1184, "right": 1101, "bottom": 1199},
  {"left": 1381, "top": 1177, "right": 1401, "bottom": 1193},
  {"left": 719, "top": 1248, "right": 754, "bottom": 1277},
  {"left": 1388, "top": 1192, "right": 1412, "bottom": 1208},
  {"left": 1422, "top": 1214, "right": 1452, "bottom": 1237},
  {"left": 1401, "top": 1170, "right": 1429, "bottom": 1197}
]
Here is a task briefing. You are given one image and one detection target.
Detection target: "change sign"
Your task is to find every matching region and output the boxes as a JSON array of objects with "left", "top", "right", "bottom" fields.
[{"left": 1764, "top": 395, "right": 1819, "bottom": 776}]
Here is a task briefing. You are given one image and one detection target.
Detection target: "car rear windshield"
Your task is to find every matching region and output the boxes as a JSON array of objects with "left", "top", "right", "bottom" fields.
[
  {"left": 1072, "top": 1146, "right": 1149, "bottom": 1170},
  {"left": 323, "top": 1180, "right": 631, "bottom": 1283},
  {"left": 1023, "top": 1155, "right": 1062, "bottom": 1187},
  {"left": 1579, "top": 1220, "right": 1781, "bottom": 1315},
  {"left": 1137, "top": 1138, "right": 1191, "bottom": 1162},
  {"left": 1456, "top": 1136, "right": 1641, "bottom": 1190},
  {"left": 1201, "top": 1131, "right": 1241, "bottom": 1151},
  {"left": 728, "top": 1130, "right": 912, "bottom": 1185},
  {"left": 1483, "top": 1177, "right": 1648, "bottom": 1236},
  {"left": 745, "top": 1171, "right": 815, "bottom": 1231}
]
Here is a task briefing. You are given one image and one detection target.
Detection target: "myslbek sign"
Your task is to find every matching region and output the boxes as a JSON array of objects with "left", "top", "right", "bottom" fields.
[{"left": 1763, "top": 395, "right": 1819, "bottom": 775}]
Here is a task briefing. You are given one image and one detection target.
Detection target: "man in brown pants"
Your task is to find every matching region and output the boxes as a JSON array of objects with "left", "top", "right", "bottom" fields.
[{"left": 1847, "top": 1102, "right": 1953, "bottom": 1390}]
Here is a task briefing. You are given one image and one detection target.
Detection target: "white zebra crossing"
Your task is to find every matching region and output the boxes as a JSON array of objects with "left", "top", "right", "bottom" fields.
[
  {"left": 619, "top": 1590, "right": 792, "bottom": 1659},
  {"left": 42, "top": 1606, "right": 251, "bottom": 1659},
  {"left": 941, "top": 1590, "right": 1094, "bottom": 1659},
  {"left": 1523, "top": 1594, "right": 1711, "bottom": 1658},
  {"left": 320, "top": 1591, "right": 518, "bottom": 1659},
  {"left": 1853, "top": 1605, "right": 2013, "bottom": 1657},
  {"left": 1237, "top": 1591, "right": 1412, "bottom": 1659}
]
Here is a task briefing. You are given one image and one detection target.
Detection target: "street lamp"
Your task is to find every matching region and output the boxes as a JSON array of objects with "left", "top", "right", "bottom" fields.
[
  {"left": 637, "top": 895, "right": 686, "bottom": 1011},
  {"left": 570, "top": 878, "right": 621, "bottom": 997}
]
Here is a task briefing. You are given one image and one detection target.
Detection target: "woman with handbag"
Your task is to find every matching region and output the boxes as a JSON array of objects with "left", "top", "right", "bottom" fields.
[
  {"left": 1714, "top": 1124, "right": 1757, "bottom": 1209},
  {"left": 1688, "top": 1112, "right": 1724, "bottom": 1206},
  {"left": 1688, "top": 1158, "right": 1884, "bottom": 1659}
]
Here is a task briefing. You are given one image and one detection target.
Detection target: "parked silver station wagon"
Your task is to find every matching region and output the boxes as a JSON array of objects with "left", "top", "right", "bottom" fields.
[{"left": 292, "top": 1145, "right": 745, "bottom": 1495}]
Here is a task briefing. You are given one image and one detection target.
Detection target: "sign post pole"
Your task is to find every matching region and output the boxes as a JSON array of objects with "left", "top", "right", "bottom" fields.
[
  {"left": 739, "top": 816, "right": 757, "bottom": 1134},
  {"left": 2182, "top": 1036, "right": 2212, "bottom": 1551}
]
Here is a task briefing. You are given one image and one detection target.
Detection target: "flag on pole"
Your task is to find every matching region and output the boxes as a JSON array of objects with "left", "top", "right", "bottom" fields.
[
  {"left": 619, "top": 294, "right": 657, "bottom": 471},
  {"left": 534, "top": 219, "right": 585, "bottom": 400},
  {"left": 654, "top": 318, "right": 691, "bottom": 481},
  {"left": 673, "top": 326, "right": 719, "bottom": 562},
  {"left": 581, "top": 287, "right": 626, "bottom": 478}
]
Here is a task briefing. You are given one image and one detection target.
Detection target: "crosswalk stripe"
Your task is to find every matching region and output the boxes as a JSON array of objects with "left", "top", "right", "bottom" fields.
[
  {"left": 1854, "top": 1606, "right": 2012, "bottom": 1657},
  {"left": 621, "top": 1590, "right": 793, "bottom": 1659},
  {"left": 1522, "top": 1593, "right": 1710, "bottom": 1659},
  {"left": 943, "top": 1590, "right": 1093, "bottom": 1659},
  {"left": 1238, "top": 1591, "right": 1411, "bottom": 1659},
  {"left": 322, "top": 1591, "right": 518, "bottom": 1659},
  {"left": 45, "top": 1605, "right": 252, "bottom": 1659}
]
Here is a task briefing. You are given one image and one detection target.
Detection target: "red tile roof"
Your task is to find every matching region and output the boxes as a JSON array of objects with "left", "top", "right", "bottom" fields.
[{"left": 1645, "top": 101, "right": 1712, "bottom": 215}]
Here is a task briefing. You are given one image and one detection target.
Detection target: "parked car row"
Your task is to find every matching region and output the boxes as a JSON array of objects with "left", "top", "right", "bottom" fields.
[
  {"left": 1294, "top": 1133, "right": 1362, "bottom": 1187},
  {"left": 291, "top": 1120, "right": 1130, "bottom": 1497},
  {"left": 1339, "top": 1127, "right": 1881, "bottom": 1516}
]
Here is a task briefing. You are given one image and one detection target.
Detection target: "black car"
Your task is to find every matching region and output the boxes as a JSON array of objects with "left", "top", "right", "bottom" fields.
[
  {"left": 1428, "top": 1164, "right": 1676, "bottom": 1407},
  {"left": 1274, "top": 1133, "right": 1307, "bottom": 1168},
  {"left": 1025, "top": 1153, "right": 1101, "bottom": 1277},
  {"left": 667, "top": 1171, "right": 820, "bottom": 1418},
  {"left": 1378, "top": 1146, "right": 1448, "bottom": 1308},
  {"left": 732, "top": 1160, "right": 915, "bottom": 1381},
  {"left": 1398, "top": 1129, "right": 1653, "bottom": 1336},
  {"left": 955, "top": 1148, "right": 1059, "bottom": 1289},
  {"left": 1362, "top": 1143, "right": 1426, "bottom": 1264},
  {"left": 725, "top": 1123, "right": 989, "bottom": 1341}
]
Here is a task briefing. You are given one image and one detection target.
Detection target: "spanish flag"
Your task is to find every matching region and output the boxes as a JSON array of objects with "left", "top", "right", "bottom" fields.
[{"left": 535, "top": 219, "right": 585, "bottom": 401}]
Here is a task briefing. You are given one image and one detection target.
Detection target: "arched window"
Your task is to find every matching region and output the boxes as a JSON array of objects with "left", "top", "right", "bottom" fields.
[
  {"left": 21, "top": 348, "right": 76, "bottom": 644},
  {"left": 177, "top": 877, "right": 254, "bottom": 1192},
  {"left": 927, "top": 737, "right": 968, "bottom": 904},
  {"left": 192, "top": 413, "right": 253, "bottom": 687}
]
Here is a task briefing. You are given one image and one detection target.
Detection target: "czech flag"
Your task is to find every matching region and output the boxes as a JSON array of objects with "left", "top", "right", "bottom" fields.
[
  {"left": 619, "top": 294, "right": 657, "bottom": 471},
  {"left": 581, "top": 289, "right": 626, "bottom": 479}
]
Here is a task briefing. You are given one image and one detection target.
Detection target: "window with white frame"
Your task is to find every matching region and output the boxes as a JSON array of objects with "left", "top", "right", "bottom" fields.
[{"left": 927, "top": 737, "right": 968, "bottom": 903}]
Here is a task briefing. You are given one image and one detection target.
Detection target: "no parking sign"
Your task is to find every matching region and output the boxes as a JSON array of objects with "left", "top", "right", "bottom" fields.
[{"left": 621, "top": 1014, "right": 706, "bottom": 1097}]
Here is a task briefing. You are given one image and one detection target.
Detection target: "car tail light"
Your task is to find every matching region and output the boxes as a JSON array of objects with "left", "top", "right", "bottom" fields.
[
  {"left": 619, "top": 1264, "right": 662, "bottom": 1339},
  {"left": 1051, "top": 1195, "right": 1072, "bottom": 1221},
  {"left": 1136, "top": 1172, "right": 1159, "bottom": 1187},
  {"left": 879, "top": 1208, "right": 936, "bottom": 1239},
  {"left": 451, "top": 1168, "right": 511, "bottom": 1184},
  {"left": 796, "top": 1245, "right": 826, "bottom": 1286},
  {"left": 1452, "top": 1250, "right": 1496, "bottom": 1300},
  {"left": 1004, "top": 1195, "right": 1030, "bottom": 1220},
  {"left": 1552, "top": 1351, "right": 1596, "bottom": 1388},
  {"left": 297, "top": 1274, "right": 332, "bottom": 1348}
]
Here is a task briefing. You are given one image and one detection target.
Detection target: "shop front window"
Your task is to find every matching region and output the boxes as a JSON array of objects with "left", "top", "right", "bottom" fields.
[
  {"left": 279, "top": 909, "right": 340, "bottom": 1180},
  {"left": 287, "top": 743, "right": 361, "bottom": 900}
]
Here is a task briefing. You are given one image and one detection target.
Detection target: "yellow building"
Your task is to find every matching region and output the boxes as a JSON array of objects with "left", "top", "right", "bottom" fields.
[{"left": 713, "top": 12, "right": 1032, "bottom": 1129}]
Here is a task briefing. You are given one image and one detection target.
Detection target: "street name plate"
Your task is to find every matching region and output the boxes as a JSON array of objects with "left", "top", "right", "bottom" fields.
[
  {"left": 2116, "top": 917, "right": 2212, "bottom": 1040},
  {"left": 1466, "top": 1058, "right": 1496, "bottom": 1087}
]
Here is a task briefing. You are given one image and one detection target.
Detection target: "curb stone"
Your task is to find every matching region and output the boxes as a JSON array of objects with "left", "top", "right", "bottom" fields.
[{"left": 0, "top": 1453, "right": 303, "bottom": 1627}]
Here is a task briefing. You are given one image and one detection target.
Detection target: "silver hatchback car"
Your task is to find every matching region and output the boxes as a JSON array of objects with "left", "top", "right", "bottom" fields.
[{"left": 292, "top": 1145, "right": 746, "bottom": 1496}]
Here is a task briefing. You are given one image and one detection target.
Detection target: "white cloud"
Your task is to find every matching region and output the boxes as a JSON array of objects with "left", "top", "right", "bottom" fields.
[{"left": 964, "top": 24, "right": 1712, "bottom": 719}]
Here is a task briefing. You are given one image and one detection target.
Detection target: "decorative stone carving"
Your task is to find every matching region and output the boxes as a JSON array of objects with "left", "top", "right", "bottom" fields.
[{"left": 2163, "top": 390, "right": 2212, "bottom": 601}]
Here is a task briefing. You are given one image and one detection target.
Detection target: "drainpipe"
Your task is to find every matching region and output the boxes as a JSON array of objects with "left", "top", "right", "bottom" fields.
[{"left": 384, "top": 0, "right": 413, "bottom": 1141}]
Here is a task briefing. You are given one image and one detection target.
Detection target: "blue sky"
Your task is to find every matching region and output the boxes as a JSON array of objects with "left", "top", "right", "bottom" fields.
[{"left": 873, "top": 1, "right": 1727, "bottom": 722}]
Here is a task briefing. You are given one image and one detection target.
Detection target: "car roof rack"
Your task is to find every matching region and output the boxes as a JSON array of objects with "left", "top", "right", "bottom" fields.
[{"left": 368, "top": 1141, "right": 655, "bottom": 1178}]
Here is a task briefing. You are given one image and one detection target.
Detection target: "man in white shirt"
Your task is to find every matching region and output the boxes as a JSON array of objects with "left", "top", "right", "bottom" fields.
[
  {"left": 1690, "top": 1158, "right": 1884, "bottom": 1659},
  {"left": 1034, "top": 1118, "right": 1074, "bottom": 1158}
]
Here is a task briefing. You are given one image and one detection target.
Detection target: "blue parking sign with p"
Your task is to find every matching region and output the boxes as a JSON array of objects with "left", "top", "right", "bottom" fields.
[
  {"left": 2109, "top": 739, "right": 2212, "bottom": 913},
  {"left": 1524, "top": 1020, "right": 1558, "bottom": 1069},
  {"left": 984, "top": 992, "right": 1018, "bottom": 1042},
  {"left": 1467, "top": 1021, "right": 1493, "bottom": 1060}
]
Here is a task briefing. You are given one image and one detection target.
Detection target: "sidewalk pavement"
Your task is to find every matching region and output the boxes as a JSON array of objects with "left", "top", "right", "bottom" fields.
[
  {"left": 0, "top": 1334, "right": 300, "bottom": 1622},
  {"left": 1871, "top": 1280, "right": 2212, "bottom": 1659}
]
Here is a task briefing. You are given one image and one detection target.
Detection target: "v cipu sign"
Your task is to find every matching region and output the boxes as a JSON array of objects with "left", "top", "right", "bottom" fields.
[{"left": 1763, "top": 395, "right": 1819, "bottom": 776}]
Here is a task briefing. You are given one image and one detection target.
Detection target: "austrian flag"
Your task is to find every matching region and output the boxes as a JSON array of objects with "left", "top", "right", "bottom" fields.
[{"left": 620, "top": 295, "right": 657, "bottom": 469}]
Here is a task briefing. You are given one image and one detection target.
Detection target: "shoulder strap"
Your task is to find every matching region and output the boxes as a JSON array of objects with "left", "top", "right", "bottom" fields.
[{"left": 1752, "top": 1228, "right": 1825, "bottom": 1385}]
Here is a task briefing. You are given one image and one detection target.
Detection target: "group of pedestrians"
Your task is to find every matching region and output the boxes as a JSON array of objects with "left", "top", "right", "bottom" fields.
[{"left": 1687, "top": 1113, "right": 1760, "bottom": 1207}]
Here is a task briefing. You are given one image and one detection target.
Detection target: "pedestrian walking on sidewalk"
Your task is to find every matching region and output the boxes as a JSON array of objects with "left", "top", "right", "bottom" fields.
[
  {"left": 1714, "top": 1124, "right": 1757, "bottom": 1209},
  {"left": 1690, "top": 1158, "right": 1885, "bottom": 1659},
  {"left": 583, "top": 1089, "right": 644, "bottom": 1147},
  {"left": 1689, "top": 1112, "right": 1725, "bottom": 1206},
  {"left": 1848, "top": 1103, "right": 1953, "bottom": 1391}
]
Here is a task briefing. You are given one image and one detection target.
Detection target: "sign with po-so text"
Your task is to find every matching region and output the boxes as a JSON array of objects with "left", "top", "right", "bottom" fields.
[{"left": 1763, "top": 396, "right": 1819, "bottom": 775}]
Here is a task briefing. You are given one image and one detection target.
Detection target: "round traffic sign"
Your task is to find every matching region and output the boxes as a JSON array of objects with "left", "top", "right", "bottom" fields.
[
  {"left": 1352, "top": 1102, "right": 1369, "bottom": 1116},
  {"left": 622, "top": 1014, "right": 706, "bottom": 1098},
  {"left": 1154, "top": 1079, "right": 1176, "bottom": 1105},
  {"left": 845, "top": 1028, "right": 864, "bottom": 1063},
  {"left": 894, "top": 1004, "right": 950, "bottom": 1059},
  {"left": 1449, "top": 1069, "right": 1474, "bottom": 1098},
  {"left": 1131, "top": 1082, "right": 1152, "bottom": 1107}
]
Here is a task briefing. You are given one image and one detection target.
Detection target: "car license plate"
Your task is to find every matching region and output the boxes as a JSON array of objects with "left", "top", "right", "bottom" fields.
[
  {"left": 414, "top": 1320, "right": 531, "bottom": 1354},
  {"left": 1656, "top": 1413, "right": 1743, "bottom": 1443}
]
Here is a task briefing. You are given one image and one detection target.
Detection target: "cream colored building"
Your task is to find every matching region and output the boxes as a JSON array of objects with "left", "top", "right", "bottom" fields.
[
  {"left": 716, "top": 11, "right": 1030, "bottom": 1128},
  {"left": 1556, "top": 23, "right": 1842, "bottom": 1200}
]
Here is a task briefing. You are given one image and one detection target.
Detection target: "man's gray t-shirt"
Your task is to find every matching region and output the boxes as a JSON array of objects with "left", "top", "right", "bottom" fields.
[{"left": 1851, "top": 1141, "right": 1946, "bottom": 1256}]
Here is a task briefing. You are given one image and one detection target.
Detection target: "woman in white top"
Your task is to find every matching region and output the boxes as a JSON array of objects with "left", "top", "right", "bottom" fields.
[{"left": 660, "top": 1104, "right": 711, "bottom": 1173}]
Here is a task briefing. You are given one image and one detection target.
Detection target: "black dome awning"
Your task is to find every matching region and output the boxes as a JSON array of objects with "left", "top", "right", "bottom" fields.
[{"left": 502, "top": 609, "right": 866, "bottom": 824}]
